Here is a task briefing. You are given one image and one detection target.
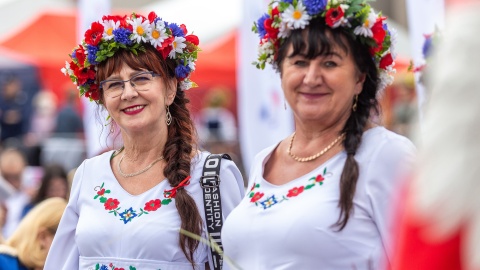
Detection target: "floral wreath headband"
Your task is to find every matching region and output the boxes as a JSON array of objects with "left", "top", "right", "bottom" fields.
[
  {"left": 253, "top": 0, "right": 397, "bottom": 92},
  {"left": 61, "top": 11, "right": 200, "bottom": 101}
]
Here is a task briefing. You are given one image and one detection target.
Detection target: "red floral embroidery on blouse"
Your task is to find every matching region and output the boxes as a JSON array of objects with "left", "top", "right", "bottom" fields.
[
  {"left": 315, "top": 174, "right": 324, "bottom": 182},
  {"left": 250, "top": 192, "right": 264, "bottom": 203},
  {"left": 287, "top": 186, "right": 305, "bottom": 197},
  {"left": 97, "top": 188, "right": 106, "bottom": 196},
  {"left": 104, "top": 198, "right": 120, "bottom": 210},
  {"left": 144, "top": 199, "right": 161, "bottom": 212}
]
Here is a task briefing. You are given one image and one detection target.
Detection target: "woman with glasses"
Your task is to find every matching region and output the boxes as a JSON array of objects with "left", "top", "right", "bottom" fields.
[
  {"left": 45, "top": 12, "right": 245, "bottom": 270},
  {"left": 0, "top": 197, "right": 67, "bottom": 270}
]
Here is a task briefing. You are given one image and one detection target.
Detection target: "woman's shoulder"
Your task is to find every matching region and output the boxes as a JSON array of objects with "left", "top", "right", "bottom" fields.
[
  {"left": 0, "top": 245, "right": 17, "bottom": 257},
  {"left": 358, "top": 126, "right": 416, "bottom": 177},
  {"left": 0, "top": 245, "right": 26, "bottom": 270},
  {"left": 360, "top": 126, "right": 416, "bottom": 155},
  {"left": 76, "top": 150, "right": 115, "bottom": 172},
  {"left": 190, "top": 151, "right": 245, "bottom": 190},
  {"left": 85, "top": 150, "right": 116, "bottom": 163}
]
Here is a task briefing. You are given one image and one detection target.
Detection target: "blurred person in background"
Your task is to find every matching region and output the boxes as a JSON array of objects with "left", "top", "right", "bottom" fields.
[
  {"left": 197, "top": 87, "right": 237, "bottom": 146},
  {"left": 390, "top": 73, "right": 418, "bottom": 140},
  {"left": 21, "top": 164, "right": 69, "bottom": 217},
  {"left": 0, "top": 197, "right": 67, "bottom": 270},
  {"left": 0, "top": 75, "right": 28, "bottom": 148},
  {"left": 390, "top": 1, "right": 480, "bottom": 269},
  {"left": 41, "top": 87, "right": 86, "bottom": 172},
  {"left": 45, "top": 11, "right": 245, "bottom": 270},
  {"left": 222, "top": 0, "right": 416, "bottom": 269},
  {"left": 23, "top": 91, "right": 58, "bottom": 166},
  {"left": 54, "top": 86, "right": 84, "bottom": 138},
  {"left": 0, "top": 148, "right": 30, "bottom": 239}
]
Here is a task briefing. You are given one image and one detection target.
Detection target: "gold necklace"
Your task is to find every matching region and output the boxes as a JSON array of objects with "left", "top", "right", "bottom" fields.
[
  {"left": 287, "top": 132, "right": 345, "bottom": 162},
  {"left": 118, "top": 153, "right": 164, "bottom": 178}
]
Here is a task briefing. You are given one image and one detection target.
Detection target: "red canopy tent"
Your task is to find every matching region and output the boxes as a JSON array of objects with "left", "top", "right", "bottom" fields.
[{"left": 0, "top": 10, "right": 237, "bottom": 117}]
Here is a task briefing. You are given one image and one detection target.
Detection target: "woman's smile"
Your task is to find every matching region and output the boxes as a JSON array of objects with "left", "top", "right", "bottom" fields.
[{"left": 122, "top": 105, "right": 146, "bottom": 115}]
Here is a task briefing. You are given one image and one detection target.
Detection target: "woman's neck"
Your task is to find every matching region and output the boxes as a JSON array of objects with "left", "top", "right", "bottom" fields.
[{"left": 120, "top": 131, "right": 167, "bottom": 161}]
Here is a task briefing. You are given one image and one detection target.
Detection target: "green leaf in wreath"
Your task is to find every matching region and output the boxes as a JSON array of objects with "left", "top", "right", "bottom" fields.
[{"left": 99, "top": 197, "right": 107, "bottom": 203}]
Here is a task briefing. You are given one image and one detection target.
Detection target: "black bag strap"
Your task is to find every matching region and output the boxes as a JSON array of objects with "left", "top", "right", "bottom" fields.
[{"left": 200, "top": 153, "right": 231, "bottom": 270}]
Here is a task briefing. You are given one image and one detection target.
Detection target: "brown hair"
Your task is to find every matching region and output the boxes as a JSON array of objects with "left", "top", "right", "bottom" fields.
[
  {"left": 96, "top": 45, "right": 202, "bottom": 266},
  {"left": 275, "top": 17, "right": 380, "bottom": 230}
]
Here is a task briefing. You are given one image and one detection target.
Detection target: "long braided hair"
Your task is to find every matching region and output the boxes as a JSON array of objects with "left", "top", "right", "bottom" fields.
[
  {"left": 275, "top": 17, "right": 379, "bottom": 230},
  {"left": 96, "top": 45, "right": 202, "bottom": 266}
]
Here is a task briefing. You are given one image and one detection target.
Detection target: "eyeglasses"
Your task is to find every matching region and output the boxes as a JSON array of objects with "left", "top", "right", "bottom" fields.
[{"left": 100, "top": 71, "right": 160, "bottom": 98}]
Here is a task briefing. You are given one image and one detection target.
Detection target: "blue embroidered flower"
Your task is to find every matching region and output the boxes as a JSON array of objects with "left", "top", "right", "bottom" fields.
[
  {"left": 113, "top": 28, "right": 133, "bottom": 45},
  {"left": 303, "top": 0, "right": 327, "bottom": 15},
  {"left": 256, "top": 14, "right": 270, "bottom": 38},
  {"left": 86, "top": 45, "right": 99, "bottom": 65},
  {"left": 260, "top": 195, "right": 278, "bottom": 209},
  {"left": 168, "top": 23, "right": 185, "bottom": 37},
  {"left": 119, "top": 207, "right": 137, "bottom": 224},
  {"left": 99, "top": 265, "right": 108, "bottom": 270},
  {"left": 175, "top": 60, "right": 190, "bottom": 79}
]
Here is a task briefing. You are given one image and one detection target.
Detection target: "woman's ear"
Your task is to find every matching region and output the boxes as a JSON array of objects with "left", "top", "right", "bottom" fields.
[
  {"left": 165, "top": 78, "right": 177, "bottom": 105},
  {"left": 355, "top": 72, "right": 367, "bottom": 94},
  {"left": 37, "top": 227, "right": 48, "bottom": 249}
]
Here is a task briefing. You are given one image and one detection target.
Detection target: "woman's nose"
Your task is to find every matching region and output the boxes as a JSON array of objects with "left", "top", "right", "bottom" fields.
[
  {"left": 121, "top": 82, "right": 138, "bottom": 100},
  {"left": 303, "top": 64, "right": 322, "bottom": 87}
]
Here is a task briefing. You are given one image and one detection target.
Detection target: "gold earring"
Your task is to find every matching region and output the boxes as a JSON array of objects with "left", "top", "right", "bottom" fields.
[
  {"left": 352, "top": 95, "right": 358, "bottom": 112},
  {"left": 165, "top": 105, "right": 172, "bottom": 126}
]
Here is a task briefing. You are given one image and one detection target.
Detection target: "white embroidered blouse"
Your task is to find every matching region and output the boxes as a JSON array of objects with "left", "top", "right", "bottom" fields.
[
  {"left": 222, "top": 127, "right": 416, "bottom": 270},
  {"left": 45, "top": 151, "right": 245, "bottom": 270}
]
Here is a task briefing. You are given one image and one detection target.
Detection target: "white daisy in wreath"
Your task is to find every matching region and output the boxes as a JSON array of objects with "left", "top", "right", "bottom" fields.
[
  {"left": 282, "top": 2, "right": 311, "bottom": 29},
  {"left": 128, "top": 17, "right": 151, "bottom": 43},
  {"left": 353, "top": 10, "right": 377, "bottom": 37},
  {"left": 168, "top": 36, "right": 187, "bottom": 59},
  {"left": 101, "top": 19, "right": 120, "bottom": 41},
  {"left": 149, "top": 20, "right": 169, "bottom": 48}
]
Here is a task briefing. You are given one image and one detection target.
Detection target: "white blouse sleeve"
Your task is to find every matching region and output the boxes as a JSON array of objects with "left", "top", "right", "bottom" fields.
[
  {"left": 45, "top": 160, "right": 85, "bottom": 270},
  {"left": 364, "top": 136, "right": 416, "bottom": 264},
  {"left": 206, "top": 157, "right": 245, "bottom": 268}
]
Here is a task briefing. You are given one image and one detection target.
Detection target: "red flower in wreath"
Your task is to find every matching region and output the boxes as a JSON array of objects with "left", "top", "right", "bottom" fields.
[
  {"left": 379, "top": 53, "right": 393, "bottom": 69},
  {"left": 97, "top": 188, "right": 106, "bottom": 196},
  {"left": 85, "top": 83, "right": 100, "bottom": 101},
  {"left": 84, "top": 22, "right": 104, "bottom": 46},
  {"left": 250, "top": 192, "right": 264, "bottom": 203},
  {"left": 144, "top": 199, "right": 161, "bottom": 212},
  {"left": 74, "top": 66, "right": 95, "bottom": 86},
  {"left": 325, "top": 6, "right": 344, "bottom": 28},
  {"left": 74, "top": 46, "right": 87, "bottom": 66},
  {"left": 264, "top": 17, "right": 279, "bottom": 40},
  {"left": 287, "top": 186, "right": 305, "bottom": 198},
  {"left": 104, "top": 198, "right": 120, "bottom": 210}
]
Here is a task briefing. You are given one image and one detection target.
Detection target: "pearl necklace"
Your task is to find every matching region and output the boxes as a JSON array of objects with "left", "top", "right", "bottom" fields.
[
  {"left": 287, "top": 132, "right": 345, "bottom": 162},
  {"left": 118, "top": 153, "right": 164, "bottom": 178}
]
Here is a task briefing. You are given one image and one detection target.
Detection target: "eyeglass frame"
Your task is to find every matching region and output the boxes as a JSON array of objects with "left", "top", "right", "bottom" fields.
[{"left": 99, "top": 71, "right": 161, "bottom": 98}]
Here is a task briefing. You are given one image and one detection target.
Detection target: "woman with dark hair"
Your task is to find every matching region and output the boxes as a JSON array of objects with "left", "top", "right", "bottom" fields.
[
  {"left": 21, "top": 164, "right": 69, "bottom": 217},
  {"left": 45, "top": 12, "right": 244, "bottom": 270},
  {"left": 222, "top": 1, "right": 415, "bottom": 269}
]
